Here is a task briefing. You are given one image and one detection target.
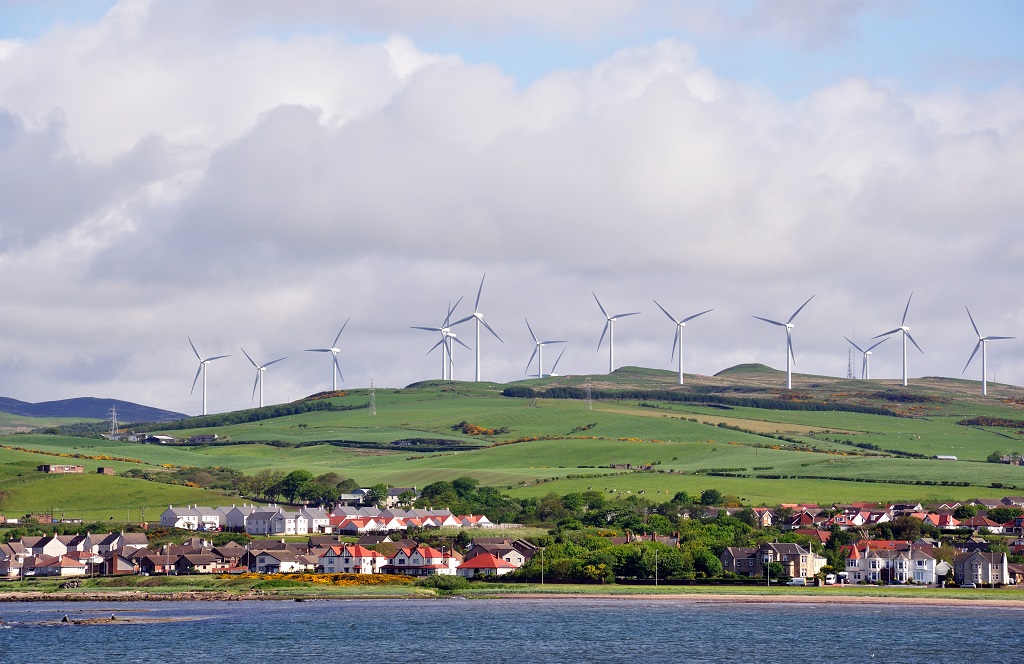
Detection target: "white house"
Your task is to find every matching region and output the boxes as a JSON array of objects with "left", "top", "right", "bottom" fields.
[
  {"left": 223, "top": 504, "right": 258, "bottom": 531},
  {"left": 245, "top": 507, "right": 309, "bottom": 536},
  {"left": 301, "top": 507, "right": 331, "bottom": 534},
  {"left": 254, "top": 550, "right": 316, "bottom": 573},
  {"left": 319, "top": 545, "right": 387, "bottom": 574},
  {"left": 457, "top": 552, "right": 517, "bottom": 578},
  {"left": 161, "top": 505, "right": 200, "bottom": 530}
]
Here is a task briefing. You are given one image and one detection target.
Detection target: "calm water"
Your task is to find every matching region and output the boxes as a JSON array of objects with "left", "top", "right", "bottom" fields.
[{"left": 0, "top": 598, "right": 1020, "bottom": 662}]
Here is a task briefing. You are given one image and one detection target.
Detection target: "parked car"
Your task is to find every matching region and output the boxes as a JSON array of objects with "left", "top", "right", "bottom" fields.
[
  {"left": 961, "top": 583, "right": 977, "bottom": 588},
  {"left": 785, "top": 578, "right": 806, "bottom": 586},
  {"left": 824, "top": 574, "right": 837, "bottom": 585}
]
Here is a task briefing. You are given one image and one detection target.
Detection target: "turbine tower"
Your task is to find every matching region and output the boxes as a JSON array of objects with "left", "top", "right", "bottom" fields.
[
  {"left": 962, "top": 307, "right": 1015, "bottom": 396},
  {"left": 654, "top": 300, "right": 712, "bottom": 385},
  {"left": 753, "top": 295, "right": 814, "bottom": 390},
  {"left": 188, "top": 337, "right": 229, "bottom": 416},
  {"left": 453, "top": 274, "right": 503, "bottom": 382},
  {"left": 843, "top": 336, "right": 888, "bottom": 380},
  {"left": 525, "top": 319, "right": 566, "bottom": 379},
  {"left": 304, "top": 319, "right": 348, "bottom": 392},
  {"left": 873, "top": 293, "right": 923, "bottom": 387},
  {"left": 593, "top": 292, "right": 640, "bottom": 374},
  {"left": 241, "top": 348, "right": 286, "bottom": 408}
]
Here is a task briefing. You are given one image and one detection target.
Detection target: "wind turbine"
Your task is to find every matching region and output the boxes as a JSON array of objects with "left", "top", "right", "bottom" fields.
[
  {"left": 962, "top": 307, "right": 1015, "bottom": 396},
  {"left": 525, "top": 319, "right": 566, "bottom": 379},
  {"left": 305, "top": 319, "right": 348, "bottom": 392},
  {"left": 413, "top": 299, "right": 470, "bottom": 380},
  {"left": 653, "top": 301, "right": 712, "bottom": 385},
  {"left": 593, "top": 292, "right": 640, "bottom": 374},
  {"left": 241, "top": 348, "right": 287, "bottom": 408},
  {"left": 753, "top": 295, "right": 814, "bottom": 390},
  {"left": 452, "top": 274, "right": 503, "bottom": 382},
  {"left": 873, "top": 293, "right": 923, "bottom": 387},
  {"left": 188, "top": 337, "right": 229, "bottom": 416},
  {"left": 843, "top": 336, "right": 888, "bottom": 380}
]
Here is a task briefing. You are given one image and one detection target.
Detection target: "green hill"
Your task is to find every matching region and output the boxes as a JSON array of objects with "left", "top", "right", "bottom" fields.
[{"left": 3, "top": 367, "right": 1024, "bottom": 511}]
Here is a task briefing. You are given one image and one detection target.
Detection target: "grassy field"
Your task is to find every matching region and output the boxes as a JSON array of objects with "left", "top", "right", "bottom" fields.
[{"left": 2, "top": 365, "right": 1023, "bottom": 513}]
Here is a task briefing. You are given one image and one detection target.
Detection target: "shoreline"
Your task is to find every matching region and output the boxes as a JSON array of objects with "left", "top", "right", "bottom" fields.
[{"left": 3, "top": 588, "right": 1024, "bottom": 609}]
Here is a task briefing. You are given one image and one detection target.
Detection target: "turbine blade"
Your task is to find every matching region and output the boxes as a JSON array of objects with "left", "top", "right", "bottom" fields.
[
  {"left": 592, "top": 292, "right": 608, "bottom": 318},
  {"left": 962, "top": 341, "right": 982, "bottom": 374},
  {"left": 865, "top": 337, "right": 889, "bottom": 352},
  {"left": 206, "top": 355, "right": 230, "bottom": 362},
  {"left": 965, "top": 307, "right": 980, "bottom": 338},
  {"left": 986, "top": 336, "right": 1016, "bottom": 341},
  {"left": 905, "top": 331, "right": 924, "bottom": 354},
  {"left": 550, "top": 348, "right": 566, "bottom": 374},
  {"left": 526, "top": 346, "right": 538, "bottom": 373},
  {"left": 480, "top": 317, "right": 503, "bottom": 342},
  {"left": 305, "top": 348, "right": 331, "bottom": 353},
  {"left": 190, "top": 364, "right": 202, "bottom": 395},
  {"left": 444, "top": 297, "right": 464, "bottom": 326},
  {"left": 653, "top": 300, "right": 679, "bottom": 324},
  {"left": 427, "top": 338, "right": 445, "bottom": 355},
  {"left": 681, "top": 309, "right": 712, "bottom": 323},
  {"left": 334, "top": 355, "right": 345, "bottom": 382},
  {"left": 611, "top": 312, "right": 641, "bottom": 320},
  {"left": 596, "top": 321, "right": 609, "bottom": 351},
  {"left": 901, "top": 292, "right": 913, "bottom": 326},
  {"left": 451, "top": 315, "right": 474, "bottom": 326},
  {"left": 670, "top": 328, "right": 679, "bottom": 361},
  {"left": 453, "top": 336, "right": 472, "bottom": 351},
  {"left": 788, "top": 331, "right": 796, "bottom": 365},
  {"left": 475, "top": 274, "right": 485, "bottom": 312},
  {"left": 252, "top": 374, "right": 260, "bottom": 401},
  {"left": 411, "top": 326, "right": 441, "bottom": 332},
  {"left": 264, "top": 357, "right": 287, "bottom": 368},
  {"left": 873, "top": 329, "right": 901, "bottom": 339},
  {"left": 543, "top": 340, "right": 567, "bottom": 345},
  {"left": 525, "top": 318, "right": 539, "bottom": 344},
  {"left": 787, "top": 295, "right": 815, "bottom": 324},
  {"left": 188, "top": 336, "right": 201, "bottom": 361},
  {"left": 753, "top": 316, "right": 785, "bottom": 327},
  {"left": 333, "top": 318, "right": 350, "bottom": 347},
  {"left": 240, "top": 347, "right": 258, "bottom": 369},
  {"left": 844, "top": 336, "right": 866, "bottom": 354}
]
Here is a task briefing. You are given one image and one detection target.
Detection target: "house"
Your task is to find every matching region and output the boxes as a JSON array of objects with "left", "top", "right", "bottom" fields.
[
  {"left": 954, "top": 551, "right": 1009, "bottom": 586},
  {"left": 254, "top": 550, "right": 316, "bottom": 573},
  {"left": 145, "top": 435, "right": 176, "bottom": 444},
  {"left": 846, "top": 545, "right": 939, "bottom": 584},
  {"left": 759, "top": 542, "right": 827, "bottom": 579},
  {"left": 922, "top": 513, "right": 961, "bottom": 530},
  {"left": 751, "top": 507, "right": 775, "bottom": 528},
  {"left": 101, "top": 552, "right": 138, "bottom": 575},
  {"left": 457, "top": 552, "right": 517, "bottom": 578},
  {"left": 97, "top": 467, "right": 116, "bottom": 475},
  {"left": 720, "top": 547, "right": 758, "bottom": 576},
  {"left": 223, "top": 504, "right": 258, "bottom": 531},
  {"left": 386, "top": 487, "right": 418, "bottom": 507},
  {"left": 245, "top": 506, "right": 309, "bottom": 536},
  {"left": 301, "top": 507, "right": 331, "bottom": 534},
  {"left": 161, "top": 505, "right": 201, "bottom": 530},
  {"left": 958, "top": 516, "right": 1003, "bottom": 534},
  {"left": 319, "top": 545, "right": 387, "bottom": 574},
  {"left": 139, "top": 554, "right": 178, "bottom": 575},
  {"left": 176, "top": 553, "right": 227, "bottom": 575}
]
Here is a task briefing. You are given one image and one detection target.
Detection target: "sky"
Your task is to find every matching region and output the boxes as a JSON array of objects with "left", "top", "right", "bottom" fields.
[{"left": 0, "top": 0, "right": 1022, "bottom": 415}]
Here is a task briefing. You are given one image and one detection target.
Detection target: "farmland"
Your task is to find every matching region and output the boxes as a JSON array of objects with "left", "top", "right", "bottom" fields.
[{"left": 2, "top": 364, "right": 1024, "bottom": 520}]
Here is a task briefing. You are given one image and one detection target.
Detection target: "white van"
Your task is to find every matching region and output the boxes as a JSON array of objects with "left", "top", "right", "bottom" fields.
[
  {"left": 785, "top": 578, "right": 806, "bottom": 586},
  {"left": 824, "top": 574, "right": 837, "bottom": 585}
]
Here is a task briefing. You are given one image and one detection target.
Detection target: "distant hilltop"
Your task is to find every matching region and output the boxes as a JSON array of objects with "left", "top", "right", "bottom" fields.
[{"left": 0, "top": 396, "right": 186, "bottom": 423}]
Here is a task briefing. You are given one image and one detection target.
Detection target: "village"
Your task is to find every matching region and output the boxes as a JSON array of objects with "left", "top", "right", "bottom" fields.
[{"left": 3, "top": 489, "right": 1024, "bottom": 588}]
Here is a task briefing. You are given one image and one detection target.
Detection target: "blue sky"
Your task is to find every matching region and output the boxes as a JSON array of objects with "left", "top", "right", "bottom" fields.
[{"left": 3, "top": 1, "right": 1022, "bottom": 95}]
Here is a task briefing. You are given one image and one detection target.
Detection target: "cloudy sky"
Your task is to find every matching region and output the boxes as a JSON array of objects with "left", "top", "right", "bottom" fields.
[{"left": 0, "top": 0, "right": 1022, "bottom": 415}]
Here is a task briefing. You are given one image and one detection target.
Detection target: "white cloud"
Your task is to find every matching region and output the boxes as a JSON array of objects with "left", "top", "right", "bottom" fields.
[{"left": 0, "top": 1, "right": 1021, "bottom": 413}]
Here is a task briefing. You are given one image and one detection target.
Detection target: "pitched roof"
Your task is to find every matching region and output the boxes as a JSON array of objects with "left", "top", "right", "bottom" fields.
[{"left": 459, "top": 552, "right": 516, "bottom": 570}]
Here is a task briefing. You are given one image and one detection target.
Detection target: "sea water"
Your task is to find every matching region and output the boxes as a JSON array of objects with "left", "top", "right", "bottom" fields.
[{"left": 0, "top": 598, "right": 1019, "bottom": 662}]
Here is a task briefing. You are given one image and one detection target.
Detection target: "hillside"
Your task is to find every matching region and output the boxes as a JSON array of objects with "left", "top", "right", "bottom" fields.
[
  {"left": 2, "top": 365, "right": 1024, "bottom": 515},
  {"left": 0, "top": 396, "right": 186, "bottom": 423}
]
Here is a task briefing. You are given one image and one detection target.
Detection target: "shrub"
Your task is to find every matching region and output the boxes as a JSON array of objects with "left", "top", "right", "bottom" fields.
[{"left": 416, "top": 575, "right": 470, "bottom": 591}]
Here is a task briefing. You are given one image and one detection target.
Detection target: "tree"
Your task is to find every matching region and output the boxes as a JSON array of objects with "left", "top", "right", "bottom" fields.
[
  {"left": 366, "top": 483, "right": 390, "bottom": 507},
  {"left": 277, "top": 470, "right": 314, "bottom": 503},
  {"left": 767, "top": 561, "right": 785, "bottom": 580},
  {"left": 692, "top": 548, "right": 723, "bottom": 577},
  {"left": 451, "top": 476, "right": 480, "bottom": 498},
  {"left": 987, "top": 451, "right": 1004, "bottom": 463},
  {"left": 700, "top": 488, "right": 724, "bottom": 506},
  {"left": 986, "top": 507, "right": 1023, "bottom": 525},
  {"left": 953, "top": 504, "right": 978, "bottom": 520}
]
